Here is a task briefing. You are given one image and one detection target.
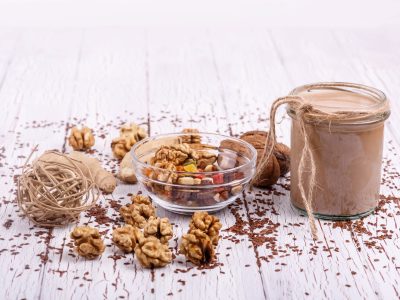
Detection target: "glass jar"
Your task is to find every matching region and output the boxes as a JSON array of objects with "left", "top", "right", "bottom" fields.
[{"left": 288, "top": 82, "right": 390, "bottom": 220}]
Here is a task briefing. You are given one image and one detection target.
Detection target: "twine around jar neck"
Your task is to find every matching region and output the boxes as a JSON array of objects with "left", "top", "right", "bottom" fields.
[{"left": 252, "top": 82, "right": 389, "bottom": 240}]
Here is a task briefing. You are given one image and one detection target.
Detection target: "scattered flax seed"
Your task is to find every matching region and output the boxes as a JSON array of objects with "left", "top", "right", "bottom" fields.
[
  {"left": 85, "top": 204, "right": 113, "bottom": 225},
  {"left": 3, "top": 219, "right": 13, "bottom": 229}
]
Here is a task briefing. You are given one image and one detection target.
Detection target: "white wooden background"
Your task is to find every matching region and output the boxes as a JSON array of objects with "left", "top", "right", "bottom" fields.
[{"left": 1, "top": 4, "right": 400, "bottom": 299}]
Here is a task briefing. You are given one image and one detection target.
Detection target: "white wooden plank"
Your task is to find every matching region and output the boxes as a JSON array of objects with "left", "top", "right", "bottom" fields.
[
  {"left": 0, "top": 29, "right": 84, "bottom": 300},
  {"left": 145, "top": 28, "right": 266, "bottom": 299},
  {"left": 38, "top": 28, "right": 151, "bottom": 300}
]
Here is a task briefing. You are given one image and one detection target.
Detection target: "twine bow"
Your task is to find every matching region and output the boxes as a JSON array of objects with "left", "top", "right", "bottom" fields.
[{"left": 251, "top": 82, "right": 388, "bottom": 240}]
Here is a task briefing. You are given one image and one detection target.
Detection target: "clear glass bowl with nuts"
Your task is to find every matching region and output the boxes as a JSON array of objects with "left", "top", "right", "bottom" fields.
[{"left": 131, "top": 133, "right": 257, "bottom": 214}]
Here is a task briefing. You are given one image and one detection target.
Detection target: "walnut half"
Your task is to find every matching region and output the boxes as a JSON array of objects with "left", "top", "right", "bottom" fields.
[
  {"left": 111, "top": 136, "right": 134, "bottom": 160},
  {"left": 119, "top": 202, "right": 156, "bottom": 229},
  {"left": 112, "top": 225, "right": 143, "bottom": 253},
  {"left": 151, "top": 144, "right": 199, "bottom": 166},
  {"left": 143, "top": 216, "right": 173, "bottom": 244},
  {"left": 189, "top": 211, "right": 222, "bottom": 245},
  {"left": 68, "top": 126, "right": 95, "bottom": 151},
  {"left": 135, "top": 236, "right": 173, "bottom": 268},
  {"left": 179, "top": 229, "right": 215, "bottom": 265},
  {"left": 70, "top": 226, "right": 105, "bottom": 259},
  {"left": 132, "top": 194, "right": 152, "bottom": 206},
  {"left": 111, "top": 122, "right": 147, "bottom": 160}
]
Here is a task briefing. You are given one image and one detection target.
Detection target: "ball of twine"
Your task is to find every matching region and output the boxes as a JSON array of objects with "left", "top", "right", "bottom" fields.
[{"left": 17, "top": 149, "right": 100, "bottom": 227}]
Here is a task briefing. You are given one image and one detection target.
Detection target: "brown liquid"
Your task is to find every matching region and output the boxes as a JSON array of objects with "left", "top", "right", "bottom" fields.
[{"left": 290, "top": 89, "right": 386, "bottom": 217}]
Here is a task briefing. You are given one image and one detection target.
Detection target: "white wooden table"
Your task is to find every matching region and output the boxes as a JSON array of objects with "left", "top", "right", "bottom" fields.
[{"left": 1, "top": 27, "right": 400, "bottom": 300}]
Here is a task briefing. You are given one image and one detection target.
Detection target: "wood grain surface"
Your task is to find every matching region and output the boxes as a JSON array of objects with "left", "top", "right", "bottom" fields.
[{"left": 0, "top": 28, "right": 399, "bottom": 300}]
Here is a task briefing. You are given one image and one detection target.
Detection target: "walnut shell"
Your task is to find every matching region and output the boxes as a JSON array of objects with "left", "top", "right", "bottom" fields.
[
  {"left": 135, "top": 236, "right": 172, "bottom": 268},
  {"left": 240, "top": 130, "right": 268, "bottom": 150},
  {"left": 274, "top": 143, "right": 290, "bottom": 176},
  {"left": 254, "top": 148, "right": 280, "bottom": 187},
  {"left": 70, "top": 226, "right": 105, "bottom": 259},
  {"left": 240, "top": 130, "right": 290, "bottom": 182}
]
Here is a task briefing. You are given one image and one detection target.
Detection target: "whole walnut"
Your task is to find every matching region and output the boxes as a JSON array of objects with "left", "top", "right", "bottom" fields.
[
  {"left": 189, "top": 211, "right": 222, "bottom": 245},
  {"left": 143, "top": 216, "right": 173, "bottom": 244},
  {"left": 135, "top": 236, "right": 172, "bottom": 268},
  {"left": 120, "top": 203, "right": 156, "bottom": 229},
  {"left": 179, "top": 229, "right": 215, "bottom": 265},
  {"left": 70, "top": 226, "right": 105, "bottom": 259},
  {"left": 112, "top": 225, "right": 143, "bottom": 253},
  {"left": 68, "top": 126, "right": 95, "bottom": 151},
  {"left": 254, "top": 149, "right": 280, "bottom": 187},
  {"left": 240, "top": 130, "right": 290, "bottom": 186},
  {"left": 273, "top": 142, "right": 290, "bottom": 176}
]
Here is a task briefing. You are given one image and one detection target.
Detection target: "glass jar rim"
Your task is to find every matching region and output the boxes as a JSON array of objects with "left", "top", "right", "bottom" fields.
[{"left": 288, "top": 82, "right": 390, "bottom": 125}]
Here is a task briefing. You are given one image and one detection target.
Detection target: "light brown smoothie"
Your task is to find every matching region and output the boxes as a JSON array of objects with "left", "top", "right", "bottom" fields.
[{"left": 290, "top": 87, "right": 389, "bottom": 218}]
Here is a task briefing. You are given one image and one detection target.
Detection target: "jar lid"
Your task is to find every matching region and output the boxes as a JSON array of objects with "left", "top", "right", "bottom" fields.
[{"left": 288, "top": 82, "right": 390, "bottom": 125}]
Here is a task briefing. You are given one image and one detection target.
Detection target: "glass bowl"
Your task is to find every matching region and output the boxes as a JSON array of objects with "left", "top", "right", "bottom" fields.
[{"left": 131, "top": 132, "right": 257, "bottom": 214}]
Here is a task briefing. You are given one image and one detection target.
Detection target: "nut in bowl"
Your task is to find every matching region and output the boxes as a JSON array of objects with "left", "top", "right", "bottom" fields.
[{"left": 131, "top": 133, "right": 257, "bottom": 214}]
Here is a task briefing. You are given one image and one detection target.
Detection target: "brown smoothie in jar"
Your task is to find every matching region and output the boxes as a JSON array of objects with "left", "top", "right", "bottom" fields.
[{"left": 290, "top": 87, "right": 389, "bottom": 218}]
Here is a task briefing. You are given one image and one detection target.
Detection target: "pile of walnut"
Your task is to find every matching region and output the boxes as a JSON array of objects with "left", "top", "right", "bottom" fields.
[
  {"left": 240, "top": 130, "right": 290, "bottom": 187},
  {"left": 70, "top": 194, "right": 173, "bottom": 266},
  {"left": 115, "top": 194, "right": 173, "bottom": 268},
  {"left": 179, "top": 211, "right": 222, "bottom": 265},
  {"left": 148, "top": 143, "right": 217, "bottom": 184},
  {"left": 70, "top": 195, "right": 223, "bottom": 267}
]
